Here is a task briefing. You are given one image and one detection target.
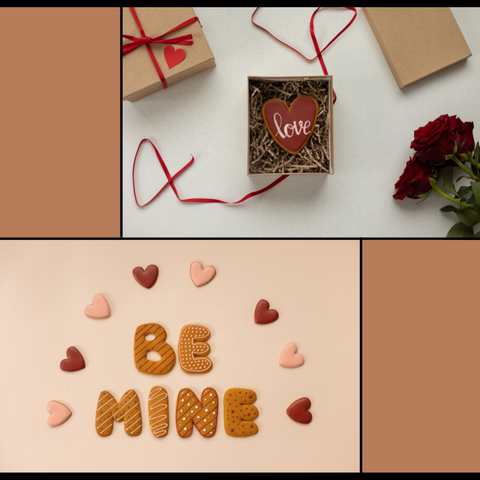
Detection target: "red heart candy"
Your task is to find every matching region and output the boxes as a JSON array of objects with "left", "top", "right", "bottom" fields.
[
  {"left": 133, "top": 265, "right": 159, "bottom": 289},
  {"left": 286, "top": 397, "right": 312, "bottom": 424},
  {"left": 164, "top": 45, "right": 186, "bottom": 69},
  {"left": 254, "top": 299, "right": 279, "bottom": 325},
  {"left": 262, "top": 96, "right": 318, "bottom": 155},
  {"left": 60, "top": 347, "right": 85, "bottom": 372}
]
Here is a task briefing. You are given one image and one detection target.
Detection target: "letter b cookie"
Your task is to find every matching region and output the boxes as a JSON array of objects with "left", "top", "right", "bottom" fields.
[{"left": 134, "top": 323, "right": 176, "bottom": 375}]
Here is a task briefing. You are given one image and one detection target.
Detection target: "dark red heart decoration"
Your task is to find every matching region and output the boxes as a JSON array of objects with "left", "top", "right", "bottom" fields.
[
  {"left": 286, "top": 397, "right": 312, "bottom": 424},
  {"left": 60, "top": 347, "right": 86, "bottom": 372},
  {"left": 254, "top": 299, "right": 279, "bottom": 325},
  {"left": 133, "top": 265, "right": 159, "bottom": 289},
  {"left": 164, "top": 45, "right": 186, "bottom": 69},
  {"left": 262, "top": 96, "right": 319, "bottom": 155}
]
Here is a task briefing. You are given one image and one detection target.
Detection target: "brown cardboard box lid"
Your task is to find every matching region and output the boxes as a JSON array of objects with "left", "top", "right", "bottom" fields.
[{"left": 363, "top": 7, "right": 472, "bottom": 89}]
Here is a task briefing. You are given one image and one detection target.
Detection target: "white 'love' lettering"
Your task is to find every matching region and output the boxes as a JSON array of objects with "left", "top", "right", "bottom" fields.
[{"left": 273, "top": 113, "right": 311, "bottom": 139}]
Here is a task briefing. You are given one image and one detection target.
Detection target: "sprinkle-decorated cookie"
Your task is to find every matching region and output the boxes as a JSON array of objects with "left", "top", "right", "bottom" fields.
[
  {"left": 190, "top": 261, "right": 216, "bottom": 287},
  {"left": 224, "top": 388, "right": 259, "bottom": 437},
  {"left": 47, "top": 401, "right": 72, "bottom": 427},
  {"left": 178, "top": 324, "right": 213, "bottom": 374},
  {"left": 176, "top": 388, "right": 218, "bottom": 438}
]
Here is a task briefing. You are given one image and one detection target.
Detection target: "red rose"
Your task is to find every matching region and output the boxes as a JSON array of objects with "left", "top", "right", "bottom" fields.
[
  {"left": 410, "top": 114, "right": 475, "bottom": 165},
  {"left": 393, "top": 153, "right": 440, "bottom": 200}
]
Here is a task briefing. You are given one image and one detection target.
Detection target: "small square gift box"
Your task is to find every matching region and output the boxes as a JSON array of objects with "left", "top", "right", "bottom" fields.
[
  {"left": 123, "top": 7, "right": 216, "bottom": 102},
  {"left": 248, "top": 76, "right": 334, "bottom": 176}
]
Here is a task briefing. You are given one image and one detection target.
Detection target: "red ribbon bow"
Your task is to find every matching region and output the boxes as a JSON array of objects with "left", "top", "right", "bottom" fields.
[{"left": 122, "top": 7, "right": 200, "bottom": 89}]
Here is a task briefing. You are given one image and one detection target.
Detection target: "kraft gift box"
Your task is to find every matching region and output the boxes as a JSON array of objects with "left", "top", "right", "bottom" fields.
[
  {"left": 363, "top": 7, "right": 472, "bottom": 89},
  {"left": 248, "top": 76, "right": 334, "bottom": 176},
  {"left": 123, "top": 7, "right": 215, "bottom": 102}
]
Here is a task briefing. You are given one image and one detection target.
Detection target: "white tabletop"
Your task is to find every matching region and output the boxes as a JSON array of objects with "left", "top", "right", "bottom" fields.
[{"left": 122, "top": 7, "right": 480, "bottom": 238}]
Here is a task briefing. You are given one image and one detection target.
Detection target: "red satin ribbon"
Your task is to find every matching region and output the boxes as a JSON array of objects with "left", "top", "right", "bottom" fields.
[
  {"left": 132, "top": 139, "right": 289, "bottom": 207},
  {"left": 123, "top": 7, "right": 200, "bottom": 89},
  {"left": 132, "top": 8, "right": 357, "bottom": 208},
  {"left": 252, "top": 7, "right": 357, "bottom": 104}
]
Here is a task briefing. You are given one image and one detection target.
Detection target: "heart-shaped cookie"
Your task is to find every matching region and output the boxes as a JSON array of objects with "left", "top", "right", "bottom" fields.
[
  {"left": 279, "top": 342, "right": 304, "bottom": 368},
  {"left": 84, "top": 294, "right": 111, "bottom": 319},
  {"left": 164, "top": 45, "right": 186, "bottom": 69},
  {"left": 190, "top": 261, "right": 216, "bottom": 287},
  {"left": 254, "top": 299, "right": 279, "bottom": 325},
  {"left": 262, "top": 96, "right": 318, "bottom": 155},
  {"left": 133, "top": 265, "right": 159, "bottom": 289},
  {"left": 286, "top": 397, "right": 312, "bottom": 424},
  {"left": 60, "top": 346, "right": 85, "bottom": 372},
  {"left": 47, "top": 401, "right": 72, "bottom": 427}
]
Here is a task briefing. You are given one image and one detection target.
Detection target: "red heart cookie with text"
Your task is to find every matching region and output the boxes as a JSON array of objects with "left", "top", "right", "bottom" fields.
[
  {"left": 254, "top": 299, "right": 279, "bottom": 325},
  {"left": 286, "top": 397, "right": 312, "bottom": 424},
  {"left": 133, "top": 265, "right": 159, "bottom": 289},
  {"left": 60, "top": 346, "right": 85, "bottom": 372},
  {"left": 84, "top": 294, "right": 111, "bottom": 319},
  {"left": 164, "top": 45, "right": 186, "bottom": 69},
  {"left": 262, "top": 96, "right": 319, "bottom": 155}
]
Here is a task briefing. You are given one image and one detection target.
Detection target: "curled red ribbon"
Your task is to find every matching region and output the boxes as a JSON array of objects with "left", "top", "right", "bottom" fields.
[
  {"left": 132, "top": 8, "right": 357, "bottom": 207},
  {"left": 123, "top": 7, "right": 200, "bottom": 89}
]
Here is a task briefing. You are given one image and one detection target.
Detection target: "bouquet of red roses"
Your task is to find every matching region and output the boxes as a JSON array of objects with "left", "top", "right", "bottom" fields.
[{"left": 393, "top": 114, "right": 480, "bottom": 237}]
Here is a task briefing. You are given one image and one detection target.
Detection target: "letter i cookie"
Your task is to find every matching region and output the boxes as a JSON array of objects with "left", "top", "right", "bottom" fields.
[
  {"left": 176, "top": 388, "right": 218, "bottom": 438},
  {"left": 224, "top": 388, "right": 259, "bottom": 437},
  {"left": 148, "top": 386, "right": 169, "bottom": 438},
  {"left": 134, "top": 323, "right": 176, "bottom": 375},
  {"left": 95, "top": 389, "right": 142, "bottom": 437},
  {"left": 178, "top": 324, "right": 213, "bottom": 374}
]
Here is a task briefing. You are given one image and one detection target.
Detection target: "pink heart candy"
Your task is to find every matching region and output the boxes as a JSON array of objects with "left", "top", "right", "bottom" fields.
[
  {"left": 279, "top": 342, "right": 305, "bottom": 368},
  {"left": 84, "top": 294, "right": 111, "bottom": 319},
  {"left": 190, "top": 261, "right": 216, "bottom": 287},
  {"left": 47, "top": 401, "right": 72, "bottom": 427}
]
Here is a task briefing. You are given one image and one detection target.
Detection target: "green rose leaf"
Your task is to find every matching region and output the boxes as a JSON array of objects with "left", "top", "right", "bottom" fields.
[
  {"left": 440, "top": 205, "right": 459, "bottom": 213},
  {"left": 447, "top": 222, "right": 474, "bottom": 238},
  {"left": 442, "top": 167, "right": 457, "bottom": 197},
  {"left": 471, "top": 182, "right": 480, "bottom": 208},
  {"left": 455, "top": 208, "right": 480, "bottom": 228}
]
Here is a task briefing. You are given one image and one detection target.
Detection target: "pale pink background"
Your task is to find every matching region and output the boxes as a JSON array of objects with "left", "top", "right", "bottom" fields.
[{"left": 0, "top": 240, "right": 359, "bottom": 472}]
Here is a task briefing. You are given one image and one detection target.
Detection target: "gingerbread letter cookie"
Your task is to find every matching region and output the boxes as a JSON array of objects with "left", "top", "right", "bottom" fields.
[
  {"left": 178, "top": 324, "right": 213, "bottom": 374},
  {"left": 223, "top": 388, "right": 259, "bottom": 437},
  {"left": 96, "top": 389, "right": 142, "bottom": 437},
  {"left": 148, "top": 386, "right": 169, "bottom": 438},
  {"left": 134, "top": 323, "right": 176, "bottom": 375},
  {"left": 176, "top": 387, "right": 218, "bottom": 438}
]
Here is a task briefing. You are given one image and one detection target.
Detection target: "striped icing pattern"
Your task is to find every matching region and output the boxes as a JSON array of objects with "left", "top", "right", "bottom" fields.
[
  {"left": 178, "top": 324, "right": 213, "bottom": 374},
  {"left": 223, "top": 388, "right": 259, "bottom": 437},
  {"left": 134, "top": 323, "right": 176, "bottom": 375},
  {"left": 148, "top": 386, "right": 169, "bottom": 438},
  {"left": 176, "top": 388, "right": 218, "bottom": 438},
  {"left": 95, "top": 389, "right": 142, "bottom": 437}
]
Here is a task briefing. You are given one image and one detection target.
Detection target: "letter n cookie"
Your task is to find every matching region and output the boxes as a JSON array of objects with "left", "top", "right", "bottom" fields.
[
  {"left": 176, "top": 387, "right": 218, "bottom": 438},
  {"left": 134, "top": 323, "right": 176, "bottom": 375},
  {"left": 95, "top": 389, "right": 142, "bottom": 437},
  {"left": 178, "top": 324, "right": 213, "bottom": 374},
  {"left": 224, "top": 388, "right": 259, "bottom": 437}
]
